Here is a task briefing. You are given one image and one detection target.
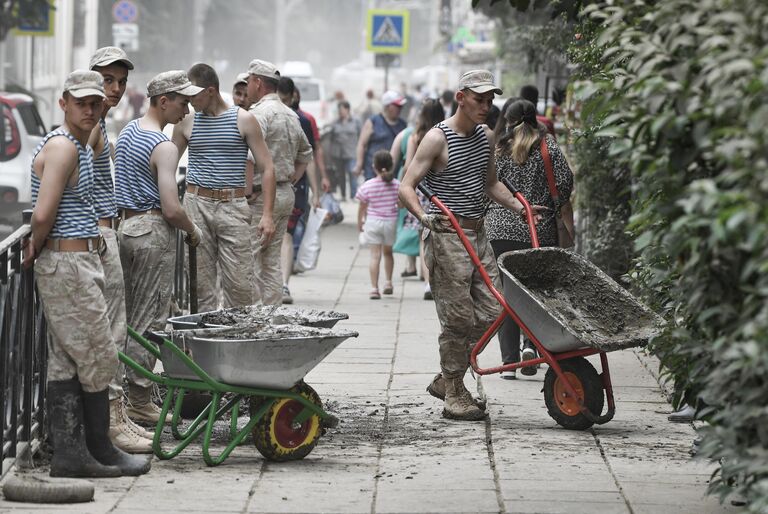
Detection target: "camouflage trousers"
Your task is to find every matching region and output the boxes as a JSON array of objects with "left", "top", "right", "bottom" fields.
[
  {"left": 185, "top": 193, "right": 253, "bottom": 312},
  {"left": 118, "top": 214, "right": 175, "bottom": 389},
  {"left": 424, "top": 227, "right": 502, "bottom": 379},
  {"left": 100, "top": 226, "right": 129, "bottom": 401},
  {"left": 35, "top": 247, "right": 118, "bottom": 392},
  {"left": 250, "top": 182, "right": 294, "bottom": 305}
]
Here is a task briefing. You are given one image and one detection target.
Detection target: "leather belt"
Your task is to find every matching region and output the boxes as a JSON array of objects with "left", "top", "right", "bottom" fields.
[
  {"left": 187, "top": 184, "right": 246, "bottom": 201},
  {"left": 45, "top": 236, "right": 104, "bottom": 253},
  {"left": 122, "top": 208, "right": 162, "bottom": 220},
  {"left": 455, "top": 215, "right": 484, "bottom": 231},
  {"left": 98, "top": 217, "right": 117, "bottom": 229}
]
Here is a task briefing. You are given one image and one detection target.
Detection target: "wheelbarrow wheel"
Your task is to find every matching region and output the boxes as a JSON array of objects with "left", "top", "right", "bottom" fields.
[
  {"left": 252, "top": 382, "right": 323, "bottom": 462},
  {"left": 543, "top": 357, "right": 604, "bottom": 431}
]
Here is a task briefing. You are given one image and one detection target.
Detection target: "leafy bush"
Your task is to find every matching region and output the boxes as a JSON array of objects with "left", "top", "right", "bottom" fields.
[{"left": 573, "top": 0, "right": 768, "bottom": 509}]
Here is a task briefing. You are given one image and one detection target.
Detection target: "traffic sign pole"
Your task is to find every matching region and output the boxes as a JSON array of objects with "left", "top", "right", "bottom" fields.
[{"left": 367, "top": 9, "right": 410, "bottom": 92}]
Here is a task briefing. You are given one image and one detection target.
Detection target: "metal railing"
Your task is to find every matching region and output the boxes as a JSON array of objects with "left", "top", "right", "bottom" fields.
[{"left": 0, "top": 210, "right": 46, "bottom": 477}]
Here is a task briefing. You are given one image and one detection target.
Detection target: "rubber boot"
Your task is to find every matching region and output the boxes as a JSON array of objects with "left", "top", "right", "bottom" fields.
[
  {"left": 47, "top": 379, "right": 122, "bottom": 478},
  {"left": 126, "top": 383, "right": 171, "bottom": 425},
  {"left": 82, "top": 389, "right": 152, "bottom": 476},
  {"left": 426, "top": 373, "right": 487, "bottom": 411},
  {"left": 442, "top": 376, "right": 486, "bottom": 421},
  {"left": 109, "top": 399, "right": 153, "bottom": 454}
]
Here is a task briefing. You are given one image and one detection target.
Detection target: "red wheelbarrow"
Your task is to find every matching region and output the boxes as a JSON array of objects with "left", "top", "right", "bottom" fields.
[{"left": 418, "top": 180, "right": 664, "bottom": 430}]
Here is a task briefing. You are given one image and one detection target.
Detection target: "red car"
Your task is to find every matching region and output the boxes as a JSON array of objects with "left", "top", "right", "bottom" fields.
[{"left": 0, "top": 92, "right": 46, "bottom": 203}]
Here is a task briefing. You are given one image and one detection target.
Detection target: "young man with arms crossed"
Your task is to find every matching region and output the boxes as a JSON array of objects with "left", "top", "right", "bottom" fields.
[
  {"left": 172, "top": 62, "right": 276, "bottom": 312},
  {"left": 25, "top": 71, "right": 150, "bottom": 477},
  {"left": 115, "top": 70, "right": 203, "bottom": 425},
  {"left": 246, "top": 59, "right": 313, "bottom": 305},
  {"left": 87, "top": 46, "right": 154, "bottom": 454},
  {"left": 399, "top": 70, "right": 543, "bottom": 421}
]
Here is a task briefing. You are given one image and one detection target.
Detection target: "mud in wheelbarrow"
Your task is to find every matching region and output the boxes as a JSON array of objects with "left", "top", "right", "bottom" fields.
[
  {"left": 119, "top": 323, "right": 357, "bottom": 465},
  {"left": 167, "top": 304, "right": 349, "bottom": 331}
]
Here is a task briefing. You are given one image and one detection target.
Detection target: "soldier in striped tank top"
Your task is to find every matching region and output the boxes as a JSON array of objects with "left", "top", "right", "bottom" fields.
[
  {"left": 172, "top": 63, "right": 276, "bottom": 312},
  {"left": 115, "top": 70, "right": 203, "bottom": 426},
  {"left": 26, "top": 70, "right": 150, "bottom": 478},
  {"left": 399, "top": 70, "right": 546, "bottom": 422},
  {"left": 87, "top": 46, "right": 154, "bottom": 455}
]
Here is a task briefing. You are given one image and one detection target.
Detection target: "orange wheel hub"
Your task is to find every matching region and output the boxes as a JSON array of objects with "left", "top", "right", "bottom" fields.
[{"left": 553, "top": 372, "right": 585, "bottom": 416}]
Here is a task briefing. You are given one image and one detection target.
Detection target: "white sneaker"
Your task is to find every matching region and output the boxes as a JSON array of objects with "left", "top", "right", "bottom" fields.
[
  {"left": 521, "top": 346, "right": 538, "bottom": 376},
  {"left": 500, "top": 370, "right": 516, "bottom": 380}
]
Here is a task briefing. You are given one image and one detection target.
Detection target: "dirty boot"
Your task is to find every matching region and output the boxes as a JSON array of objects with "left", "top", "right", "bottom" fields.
[
  {"left": 47, "top": 379, "right": 121, "bottom": 478},
  {"left": 442, "top": 377, "right": 487, "bottom": 421},
  {"left": 126, "top": 384, "right": 171, "bottom": 425},
  {"left": 427, "top": 373, "right": 487, "bottom": 411},
  {"left": 109, "top": 399, "right": 153, "bottom": 454},
  {"left": 82, "top": 389, "right": 151, "bottom": 476}
]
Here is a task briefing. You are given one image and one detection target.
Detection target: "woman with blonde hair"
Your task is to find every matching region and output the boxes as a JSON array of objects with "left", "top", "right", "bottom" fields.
[{"left": 486, "top": 99, "right": 574, "bottom": 379}]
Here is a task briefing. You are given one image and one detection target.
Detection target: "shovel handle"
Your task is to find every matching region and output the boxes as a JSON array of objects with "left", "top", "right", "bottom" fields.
[{"left": 188, "top": 245, "right": 198, "bottom": 314}]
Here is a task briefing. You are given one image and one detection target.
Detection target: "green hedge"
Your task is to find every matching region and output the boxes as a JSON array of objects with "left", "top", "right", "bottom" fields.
[{"left": 572, "top": 0, "right": 768, "bottom": 509}]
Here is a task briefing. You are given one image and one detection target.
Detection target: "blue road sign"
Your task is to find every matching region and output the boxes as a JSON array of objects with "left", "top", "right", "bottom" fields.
[
  {"left": 367, "top": 10, "right": 410, "bottom": 54},
  {"left": 113, "top": 0, "right": 139, "bottom": 24}
]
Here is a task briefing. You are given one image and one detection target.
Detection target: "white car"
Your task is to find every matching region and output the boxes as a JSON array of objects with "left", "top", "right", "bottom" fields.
[{"left": 0, "top": 93, "right": 46, "bottom": 203}]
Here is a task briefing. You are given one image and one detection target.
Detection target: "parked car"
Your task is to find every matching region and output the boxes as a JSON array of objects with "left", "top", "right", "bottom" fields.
[
  {"left": 282, "top": 61, "right": 330, "bottom": 130},
  {"left": 0, "top": 93, "right": 46, "bottom": 203}
]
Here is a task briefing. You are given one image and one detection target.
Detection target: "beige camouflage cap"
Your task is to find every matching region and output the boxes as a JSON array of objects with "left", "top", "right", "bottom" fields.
[
  {"left": 247, "top": 59, "right": 280, "bottom": 80},
  {"left": 89, "top": 46, "right": 134, "bottom": 70},
  {"left": 63, "top": 70, "right": 106, "bottom": 99},
  {"left": 234, "top": 72, "right": 249, "bottom": 86},
  {"left": 147, "top": 70, "right": 204, "bottom": 97},
  {"left": 458, "top": 69, "right": 503, "bottom": 95}
]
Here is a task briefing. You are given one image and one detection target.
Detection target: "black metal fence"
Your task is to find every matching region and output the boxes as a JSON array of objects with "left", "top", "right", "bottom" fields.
[{"left": 0, "top": 211, "right": 46, "bottom": 477}]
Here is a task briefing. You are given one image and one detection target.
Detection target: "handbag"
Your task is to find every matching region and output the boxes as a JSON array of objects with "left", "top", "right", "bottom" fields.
[
  {"left": 295, "top": 207, "right": 328, "bottom": 272},
  {"left": 392, "top": 209, "right": 420, "bottom": 256},
  {"left": 540, "top": 138, "right": 575, "bottom": 248}
]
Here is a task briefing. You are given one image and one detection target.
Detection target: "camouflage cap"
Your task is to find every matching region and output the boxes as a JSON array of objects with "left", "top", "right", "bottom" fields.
[
  {"left": 247, "top": 59, "right": 280, "bottom": 81},
  {"left": 147, "top": 70, "right": 204, "bottom": 97},
  {"left": 234, "top": 72, "right": 249, "bottom": 86},
  {"left": 458, "top": 69, "right": 503, "bottom": 95},
  {"left": 89, "top": 46, "right": 134, "bottom": 70},
  {"left": 63, "top": 70, "right": 106, "bottom": 99}
]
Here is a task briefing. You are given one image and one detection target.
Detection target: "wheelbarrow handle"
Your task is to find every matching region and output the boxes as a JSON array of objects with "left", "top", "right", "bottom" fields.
[{"left": 417, "top": 182, "right": 435, "bottom": 199}]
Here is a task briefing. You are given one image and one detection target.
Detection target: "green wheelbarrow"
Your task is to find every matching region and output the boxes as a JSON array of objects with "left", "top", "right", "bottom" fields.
[{"left": 118, "top": 322, "right": 357, "bottom": 466}]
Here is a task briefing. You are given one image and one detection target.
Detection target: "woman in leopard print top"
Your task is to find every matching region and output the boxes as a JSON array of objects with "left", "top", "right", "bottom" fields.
[{"left": 485, "top": 99, "right": 574, "bottom": 375}]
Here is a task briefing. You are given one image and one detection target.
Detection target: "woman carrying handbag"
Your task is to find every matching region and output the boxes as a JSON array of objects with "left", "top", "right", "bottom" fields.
[{"left": 485, "top": 99, "right": 575, "bottom": 379}]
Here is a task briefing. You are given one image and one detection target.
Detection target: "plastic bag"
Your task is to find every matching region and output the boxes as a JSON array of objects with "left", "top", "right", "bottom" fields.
[
  {"left": 320, "top": 192, "right": 344, "bottom": 226},
  {"left": 295, "top": 207, "right": 328, "bottom": 272}
]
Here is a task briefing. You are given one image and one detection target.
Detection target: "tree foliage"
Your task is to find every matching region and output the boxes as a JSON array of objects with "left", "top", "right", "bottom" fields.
[{"left": 573, "top": 0, "right": 768, "bottom": 509}]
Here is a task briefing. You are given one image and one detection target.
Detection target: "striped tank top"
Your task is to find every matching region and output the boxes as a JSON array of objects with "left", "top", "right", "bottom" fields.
[
  {"left": 115, "top": 119, "right": 169, "bottom": 211},
  {"left": 187, "top": 106, "right": 248, "bottom": 188},
  {"left": 30, "top": 129, "right": 99, "bottom": 239},
  {"left": 92, "top": 118, "right": 118, "bottom": 218},
  {"left": 425, "top": 122, "right": 490, "bottom": 219}
]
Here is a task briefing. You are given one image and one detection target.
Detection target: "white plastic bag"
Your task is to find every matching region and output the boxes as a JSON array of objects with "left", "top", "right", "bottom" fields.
[{"left": 295, "top": 207, "right": 328, "bottom": 272}]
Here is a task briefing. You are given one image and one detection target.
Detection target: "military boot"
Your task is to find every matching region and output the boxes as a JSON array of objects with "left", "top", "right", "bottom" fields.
[
  {"left": 47, "top": 379, "right": 122, "bottom": 478},
  {"left": 126, "top": 384, "right": 171, "bottom": 425},
  {"left": 82, "top": 389, "right": 152, "bottom": 476},
  {"left": 427, "top": 373, "right": 487, "bottom": 411},
  {"left": 109, "top": 399, "right": 153, "bottom": 454},
  {"left": 442, "top": 376, "right": 487, "bottom": 421}
]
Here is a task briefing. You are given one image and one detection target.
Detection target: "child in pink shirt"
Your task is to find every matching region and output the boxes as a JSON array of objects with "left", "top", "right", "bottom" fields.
[{"left": 356, "top": 150, "right": 400, "bottom": 299}]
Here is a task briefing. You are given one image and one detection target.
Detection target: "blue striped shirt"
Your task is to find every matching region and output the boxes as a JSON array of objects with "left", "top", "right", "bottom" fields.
[
  {"left": 92, "top": 118, "right": 118, "bottom": 218},
  {"left": 425, "top": 122, "right": 490, "bottom": 219},
  {"left": 30, "top": 129, "right": 99, "bottom": 239},
  {"left": 115, "top": 119, "right": 169, "bottom": 211},
  {"left": 187, "top": 106, "right": 248, "bottom": 188}
]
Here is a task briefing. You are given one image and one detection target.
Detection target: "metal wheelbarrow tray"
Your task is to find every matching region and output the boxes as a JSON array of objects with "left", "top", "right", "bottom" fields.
[
  {"left": 167, "top": 304, "right": 349, "bottom": 330},
  {"left": 499, "top": 248, "right": 664, "bottom": 353},
  {"left": 161, "top": 324, "right": 358, "bottom": 389}
]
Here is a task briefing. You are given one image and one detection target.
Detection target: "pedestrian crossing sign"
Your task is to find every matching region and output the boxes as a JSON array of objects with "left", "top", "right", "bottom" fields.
[{"left": 367, "top": 9, "right": 410, "bottom": 54}]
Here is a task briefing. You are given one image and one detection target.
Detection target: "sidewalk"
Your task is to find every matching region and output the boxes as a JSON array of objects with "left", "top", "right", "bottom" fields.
[{"left": 0, "top": 204, "right": 743, "bottom": 513}]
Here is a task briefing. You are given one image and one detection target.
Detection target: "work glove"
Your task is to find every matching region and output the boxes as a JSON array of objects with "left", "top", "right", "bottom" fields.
[
  {"left": 420, "top": 213, "right": 454, "bottom": 233},
  {"left": 185, "top": 224, "right": 203, "bottom": 248}
]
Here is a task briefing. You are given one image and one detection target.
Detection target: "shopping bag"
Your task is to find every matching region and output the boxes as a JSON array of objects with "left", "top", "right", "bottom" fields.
[
  {"left": 392, "top": 209, "right": 420, "bottom": 256},
  {"left": 295, "top": 207, "right": 328, "bottom": 272}
]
